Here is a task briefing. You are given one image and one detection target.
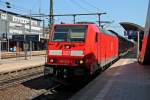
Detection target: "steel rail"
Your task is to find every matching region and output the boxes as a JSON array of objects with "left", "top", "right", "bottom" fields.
[{"left": 0, "top": 66, "right": 44, "bottom": 90}]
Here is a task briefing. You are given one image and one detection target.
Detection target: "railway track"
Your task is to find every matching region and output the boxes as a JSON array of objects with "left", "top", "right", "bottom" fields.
[
  {"left": 26, "top": 75, "right": 91, "bottom": 100},
  {"left": 0, "top": 66, "right": 44, "bottom": 90},
  {"left": 29, "top": 83, "right": 62, "bottom": 100},
  {"left": 28, "top": 76, "right": 69, "bottom": 100}
]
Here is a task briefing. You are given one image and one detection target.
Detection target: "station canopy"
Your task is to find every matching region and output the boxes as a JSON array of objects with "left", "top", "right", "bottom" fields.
[
  {"left": 120, "top": 22, "right": 144, "bottom": 41},
  {"left": 120, "top": 22, "right": 144, "bottom": 32}
]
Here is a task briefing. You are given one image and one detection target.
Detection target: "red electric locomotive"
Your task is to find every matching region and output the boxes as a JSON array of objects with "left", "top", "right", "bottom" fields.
[{"left": 45, "top": 23, "right": 118, "bottom": 78}]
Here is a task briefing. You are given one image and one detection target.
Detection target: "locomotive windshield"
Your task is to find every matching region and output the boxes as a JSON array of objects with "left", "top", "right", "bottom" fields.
[{"left": 52, "top": 25, "right": 87, "bottom": 42}]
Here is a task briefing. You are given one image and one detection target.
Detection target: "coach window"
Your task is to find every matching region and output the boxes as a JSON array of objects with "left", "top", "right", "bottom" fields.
[{"left": 95, "top": 33, "right": 98, "bottom": 42}]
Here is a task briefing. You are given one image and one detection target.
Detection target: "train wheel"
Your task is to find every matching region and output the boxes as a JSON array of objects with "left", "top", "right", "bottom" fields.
[
  {"left": 95, "top": 68, "right": 101, "bottom": 75},
  {"left": 83, "top": 63, "right": 96, "bottom": 82},
  {"left": 56, "top": 69, "right": 64, "bottom": 78},
  {"left": 100, "top": 65, "right": 105, "bottom": 71},
  {"left": 92, "top": 64, "right": 100, "bottom": 76},
  {"left": 89, "top": 63, "right": 94, "bottom": 75},
  {"left": 83, "top": 70, "right": 91, "bottom": 83}
]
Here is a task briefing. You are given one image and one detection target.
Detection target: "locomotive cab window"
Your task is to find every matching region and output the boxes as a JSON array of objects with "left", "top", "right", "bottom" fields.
[
  {"left": 70, "top": 29, "right": 85, "bottom": 42},
  {"left": 52, "top": 25, "right": 87, "bottom": 42},
  {"left": 53, "top": 28, "right": 69, "bottom": 42}
]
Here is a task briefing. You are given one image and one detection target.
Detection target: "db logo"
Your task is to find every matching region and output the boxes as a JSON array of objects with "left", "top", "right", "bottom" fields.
[{"left": 62, "top": 50, "right": 70, "bottom": 55}]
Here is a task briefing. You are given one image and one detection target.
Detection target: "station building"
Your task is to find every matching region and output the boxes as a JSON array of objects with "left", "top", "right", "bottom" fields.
[{"left": 0, "top": 9, "right": 48, "bottom": 51}]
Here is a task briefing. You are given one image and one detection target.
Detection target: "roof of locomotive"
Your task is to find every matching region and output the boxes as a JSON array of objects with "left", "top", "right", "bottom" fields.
[
  {"left": 53, "top": 23, "right": 117, "bottom": 37},
  {"left": 53, "top": 23, "right": 95, "bottom": 26}
]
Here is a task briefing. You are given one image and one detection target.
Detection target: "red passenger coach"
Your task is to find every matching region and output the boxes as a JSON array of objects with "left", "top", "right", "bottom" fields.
[{"left": 45, "top": 23, "right": 118, "bottom": 78}]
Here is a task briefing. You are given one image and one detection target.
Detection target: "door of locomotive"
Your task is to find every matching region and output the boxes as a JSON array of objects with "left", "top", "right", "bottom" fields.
[{"left": 96, "top": 32, "right": 101, "bottom": 67}]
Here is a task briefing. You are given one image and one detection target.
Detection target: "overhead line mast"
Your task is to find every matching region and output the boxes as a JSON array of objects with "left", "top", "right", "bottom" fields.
[{"left": 50, "top": 0, "right": 54, "bottom": 25}]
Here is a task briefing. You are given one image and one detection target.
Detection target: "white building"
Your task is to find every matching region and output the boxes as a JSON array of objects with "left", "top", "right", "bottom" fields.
[{"left": 0, "top": 9, "right": 45, "bottom": 51}]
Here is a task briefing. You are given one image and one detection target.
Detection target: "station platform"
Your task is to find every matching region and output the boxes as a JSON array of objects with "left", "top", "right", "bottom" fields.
[
  {"left": 71, "top": 55, "right": 150, "bottom": 100},
  {"left": 0, "top": 56, "right": 45, "bottom": 74},
  {"left": 1, "top": 50, "right": 46, "bottom": 59}
]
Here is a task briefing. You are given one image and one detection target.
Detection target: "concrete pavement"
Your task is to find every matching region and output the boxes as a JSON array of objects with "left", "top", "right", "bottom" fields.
[
  {"left": 1, "top": 50, "right": 46, "bottom": 59},
  {"left": 71, "top": 58, "right": 150, "bottom": 100},
  {"left": 0, "top": 55, "right": 46, "bottom": 73}
]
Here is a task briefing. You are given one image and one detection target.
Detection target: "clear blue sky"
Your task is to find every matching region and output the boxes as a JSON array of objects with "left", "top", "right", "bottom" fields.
[{"left": 1, "top": 0, "right": 149, "bottom": 35}]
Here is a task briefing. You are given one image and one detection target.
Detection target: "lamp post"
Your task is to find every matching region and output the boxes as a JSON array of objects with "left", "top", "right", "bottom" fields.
[
  {"left": 137, "top": 31, "right": 140, "bottom": 59},
  {"left": 24, "top": 9, "right": 32, "bottom": 60},
  {"left": 24, "top": 23, "right": 28, "bottom": 60},
  {"left": 0, "top": 40, "right": 1, "bottom": 64},
  {"left": 5, "top": 1, "right": 11, "bottom": 52},
  {"left": 29, "top": 9, "right": 32, "bottom": 59}
]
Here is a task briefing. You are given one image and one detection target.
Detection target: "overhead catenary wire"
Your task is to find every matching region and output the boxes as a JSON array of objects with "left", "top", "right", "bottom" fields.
[
  {"left": 80, "top": 0, "right": 102, "bottom": 12},
  {"left": 69, "top": 0, "right": 91, "bottom": 13},
  {"left": 77, "top": 0, "right": 116, "bottom": 28},
  {"left": 0, "top": 0, "right": 37, "bottom": 15},
  {"left": 0, "top": 0, "right": 110, "bottom": 25}
]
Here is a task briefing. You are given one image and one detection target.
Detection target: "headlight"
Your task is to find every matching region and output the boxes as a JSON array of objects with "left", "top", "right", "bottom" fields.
[
  {"left": 76, "top": 60, "right": 84, "bottom": 64},
  {"left": 79, "top": 60, "right": 84, "bottom": 64},
  {"left": 50, "top": 59, "right": 54, "bottom": 63}
]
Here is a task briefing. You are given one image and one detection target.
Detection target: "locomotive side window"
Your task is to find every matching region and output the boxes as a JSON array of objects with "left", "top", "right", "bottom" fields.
[{"left": 52, "top": 26, "right": 87, "bottom": 42}]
